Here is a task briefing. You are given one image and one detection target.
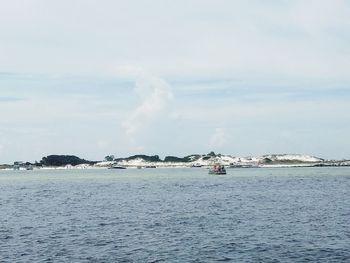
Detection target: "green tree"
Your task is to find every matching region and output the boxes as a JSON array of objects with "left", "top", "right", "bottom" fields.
[{"left": 104, "top": 155, "right": 115, "bottom": 162}]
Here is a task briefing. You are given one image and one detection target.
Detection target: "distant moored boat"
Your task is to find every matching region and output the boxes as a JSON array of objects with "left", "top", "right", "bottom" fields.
[
  {"left": 191, "top": 164, "right": 203, "bottom": 168},
  {"left": 109, "top": 165, "right": 127, "bottom": 169}
]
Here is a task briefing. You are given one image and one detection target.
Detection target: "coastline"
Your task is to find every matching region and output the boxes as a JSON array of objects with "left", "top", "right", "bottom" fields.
[
  {"left": 2, "top": 153, "right": 350, "bottom": 171},
  {"left": 1, "top": 162, "right": 350, "bottom": 171}
]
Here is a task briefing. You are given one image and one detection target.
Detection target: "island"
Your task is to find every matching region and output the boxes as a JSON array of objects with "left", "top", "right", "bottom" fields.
[{"left": 1, "top": 152, "right": 350, "bottom": 170}]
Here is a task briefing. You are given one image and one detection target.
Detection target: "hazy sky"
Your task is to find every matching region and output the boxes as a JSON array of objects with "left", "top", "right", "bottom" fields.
[{"left": 1, "top": 0, "right": 350, "bottom": 163}]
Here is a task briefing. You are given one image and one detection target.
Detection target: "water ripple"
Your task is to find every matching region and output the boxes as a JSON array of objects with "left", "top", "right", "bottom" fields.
[{"left": 0, "top": 168, "right": 349, "bottom": 262}]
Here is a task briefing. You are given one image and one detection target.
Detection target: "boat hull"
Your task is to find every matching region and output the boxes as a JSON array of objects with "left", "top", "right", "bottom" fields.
[
  {"left": 109, "top": 166, "right": 126, "bottom": 169},
  {"left": 208, "top": 171, "right": 226, "bottom": 175}
]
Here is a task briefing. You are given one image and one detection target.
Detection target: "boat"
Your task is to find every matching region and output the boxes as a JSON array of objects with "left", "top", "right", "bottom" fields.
[
  {"left": 109, "top": 165, "right": 127, "bottom": 169},
  {"left": 191, "top": 163, "right": 203, "bottom": 168},
  {"left": 208, "top": 164, "right": 226, "bottom": 175},
  {"left": 26, "top": 165, "right": 34, "bottom": 170}
]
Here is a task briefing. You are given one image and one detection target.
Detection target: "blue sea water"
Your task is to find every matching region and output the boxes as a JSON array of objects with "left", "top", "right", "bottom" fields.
[{"left": 0, "top": 167, "right": 349, "bottom": 262}]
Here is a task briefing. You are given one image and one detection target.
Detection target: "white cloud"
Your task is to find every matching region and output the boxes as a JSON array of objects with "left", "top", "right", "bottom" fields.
[
  {"left": 210, "top": 128, "right": 227, "bottom": 148},
  {"left": 121, "top": 68, "right": 173, "bottom": 144}
]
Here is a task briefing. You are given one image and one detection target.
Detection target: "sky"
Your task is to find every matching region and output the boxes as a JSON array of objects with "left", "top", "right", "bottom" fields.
[{"left": 1, "top": 0, "right": 350, "bottom": 163}]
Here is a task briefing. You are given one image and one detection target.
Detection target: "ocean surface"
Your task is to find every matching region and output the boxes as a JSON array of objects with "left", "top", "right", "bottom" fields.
[{"left": 0, "top": 167, "right": 349, "bottom": 262}]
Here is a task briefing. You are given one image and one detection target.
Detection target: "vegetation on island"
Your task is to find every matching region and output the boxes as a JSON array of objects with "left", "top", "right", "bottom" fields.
[
  {"left": 40, "top": 155, "right": 97, "bottom": 166},
  {"left": 164, "top": 155, "right": 200, "bottom": 163},
  {"left": 115, "top": 155, "right": 161, "bottom": 162},
  {"left": 104, "top": 155, "right": 115, "bottom": 162},
  {"left": 0, "top": 164, "right": 12, "bottom": 169}
]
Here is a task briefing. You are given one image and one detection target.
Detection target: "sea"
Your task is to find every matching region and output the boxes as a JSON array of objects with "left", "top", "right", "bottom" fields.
[{"left": 0, "top": 167, "right": 349, "bottom": 262}]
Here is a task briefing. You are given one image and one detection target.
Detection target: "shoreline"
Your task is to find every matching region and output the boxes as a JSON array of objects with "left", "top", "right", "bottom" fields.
[{"left": 1, "top": 163, "right": 350, "bottom": 171}]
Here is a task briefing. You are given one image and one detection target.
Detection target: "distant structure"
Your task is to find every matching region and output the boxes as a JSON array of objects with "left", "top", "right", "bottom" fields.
[
  {"left": 13, "top": 161, "right": 23, "bottom": 170},
  {"left": 13, "top": 161, "right": 33, "bottom": 170}
]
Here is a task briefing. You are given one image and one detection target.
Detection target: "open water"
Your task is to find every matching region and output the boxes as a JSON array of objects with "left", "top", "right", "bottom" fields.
[{"left": 0, "top": 167, "right": 349, "bottom": 262}]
